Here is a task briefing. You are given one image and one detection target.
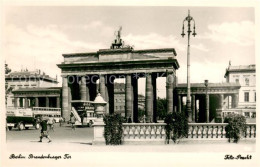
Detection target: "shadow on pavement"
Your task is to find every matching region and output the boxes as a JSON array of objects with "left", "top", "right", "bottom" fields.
[{"left": 69, "top": 142, "right": 92, "bottom": 145}]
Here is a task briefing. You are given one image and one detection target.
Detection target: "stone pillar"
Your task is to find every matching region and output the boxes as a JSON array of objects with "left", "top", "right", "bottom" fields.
[
  {"left": 24, "top": 97, "right": 28, "bottom": 108},
  {"left": 216, "top": 94, "right": 224, "bottom": 123},
  {"left": 178, "top": 95, "right": 182, "bottom": 112},
  {"left": 232, "top": 94, "right": 239, "bottom": 108},
  {"left": 46, "top": 97, "right": 49, "bottom": 107},
  {"left": 35, "top": 97, "right": 39, "bottom": 107},
  {"left": 228, "top": 95, "right": 230, "bottom": 109},
  {"left": 166, "top": 72, "right": 174, "bottom": 113},
  {"left": 152, "top": 74, "right": 157, "bottom": 122},
  {"left": 206, "top": 94, "right": 209, "bottom": 123},
  {"left": 80, "top": 76, "right": 87, "bottom": 101},
  {"left": 191, "top": 95, "right": 195, "bottom": 122},
  {"left": 125, "top": 74, "right": 132, "bottom": 118},
  {"left": 99, "top": 75, "right": 108, "bottom": 113},
  {"left": 62, "top": 76, "right": 69, "bottom": 121},
  {"left": 145, "top": 73, "right": 153, "bottom": 122},
  {"left": 219, "top": 94, "right": 224, "bottom": 109},
  {"left": 68, "top": 82, "right": 72, "bottom": 114},
  {"left": 14, "top": 98, "right": 17, "bottom": 107},
  {"left": 132, "top": 76, "right": 138, "bottom": 123},
  {"left": 99, "top": 75, "right": 106, "bottom": 99},
  {"left": 56, "top": 96, "right": 60, "bottom": 108}
]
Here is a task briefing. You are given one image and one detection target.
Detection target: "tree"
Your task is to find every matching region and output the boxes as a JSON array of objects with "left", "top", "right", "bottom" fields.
[
  {"left": 157, "top": 97, "right": 167, "bottom": 120},
  {"left": 5, "top": 63, "right": 13, "bottom": 105}
]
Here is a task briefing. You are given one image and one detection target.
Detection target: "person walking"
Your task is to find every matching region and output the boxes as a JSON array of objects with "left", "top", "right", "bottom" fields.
[
  {"left": 70, "top": 116, "right": 76, "bottom": 130},
  {"left": 59, "top": 117, "right": 64, "bottom": 127},
  {"left": 47, "top": 116, "right": 55, "bottom": 131},
  {"left": 39, "top": 117, "right": 52, "bottom": 143}
]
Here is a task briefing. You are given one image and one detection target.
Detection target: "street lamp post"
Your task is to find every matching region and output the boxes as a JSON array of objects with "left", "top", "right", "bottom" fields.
[
  {"left": 181, "top": 10, "right": 197, "bottom": 122},
  {"left": 204, "top": 80, "right": 209, "bottom": 123}
]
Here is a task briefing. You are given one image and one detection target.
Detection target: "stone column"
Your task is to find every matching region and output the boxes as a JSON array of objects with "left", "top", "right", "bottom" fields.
[
  {"left": 35, "top": 97, "right": 39, "bottom": 107},
  {"left": 62, "top": 76, "right": 69, "bottom": 121},
  {"left": 232, "top": 94, "right": 239, "bottom": 108},
  {"left": 145, "top": 73, "right": 153, "bottom": 122},
  {"left": 206, "top": 94, "right": 209, "bottom": 123},
  {"left": 152, "top": 74, "right": 157, "bottom": 122},
  {"left": 24, "top": 97, "right": 28, "bottom": 108},
  {"left": 166, "top": 72, "right": 174, "bottom": 113},
  {"left": 125, "top": 74, "right": 132, "bottom": 118},
  {"left": 191, "top": 95, "right": 195, "bottom": 122},
  {"left": 14, "top": 97, "right": 17, "bottom": 107},
  {"left": 178, "top": 95, "right": 182, "bottom": 112},
  {"left": 219, "top": 94, "right": 224, "bottom": 109},
  {"left": 99, "top": 75, "right": 108, "bottom": 113},
  {"left": 99, "top": 75, "right": 106, "bottom": 99},
  {"left": 216, "top": 94, "right": 224, "bottom": 123},
  {"left": 56, "top": 96, "right": 60, "bottom": 108},
  {"left": 68, "top": 82, "right": 72, "bottom": 114},
  {"left": 80, "top": 76, "right": 87, "bottom": 101},
  {"left": 132, "top": 76, "right": 138, "bottom": 123},
  {"left": 46, "top": 97, "right": 49, "bottom": 107}
]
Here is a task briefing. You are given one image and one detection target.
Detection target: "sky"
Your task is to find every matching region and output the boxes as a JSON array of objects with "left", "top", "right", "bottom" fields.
[{"left": 3, "top": 6, "right": 255, "bottom": 97}]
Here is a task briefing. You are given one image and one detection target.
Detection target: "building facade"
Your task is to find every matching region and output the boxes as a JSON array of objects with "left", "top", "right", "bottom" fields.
[
  {"left": 224, "top": 64, "right": 256, "bottom": 122},
  {"left": 5, "top": 69, "right": 58, "bottom": 107},
  {"left": 12, "top": 87, "right": 61, "bottom": 108},
  {"left": 224, "top": 64, "right": 256, "bottom": 108}
]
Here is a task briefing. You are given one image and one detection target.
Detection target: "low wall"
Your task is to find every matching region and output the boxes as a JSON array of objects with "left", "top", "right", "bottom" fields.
[{"left": 92, "top": 122, "right": 256, "bottom": 145}]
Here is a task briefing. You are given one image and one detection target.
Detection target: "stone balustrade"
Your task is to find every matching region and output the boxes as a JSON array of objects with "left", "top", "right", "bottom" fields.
[
  {"left": 244, "top": 123, "right": 256, "bottom": 138},
  {"left": 93, "top": 122, "right": 256, "bottom": 144},
  {"left": 187, "top": 123, "right": 227, "bottom": 139},
  {"left": 187, "top": 123, "right": 256, "bottom": 139},
  {"left": 123, "top": 123, "right": 166, "bottom": 140}
]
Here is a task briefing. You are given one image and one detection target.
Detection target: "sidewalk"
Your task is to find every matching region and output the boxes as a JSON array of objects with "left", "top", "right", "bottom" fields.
[{"left": 5, "top": 139, "right": 256, "bottom": 153}]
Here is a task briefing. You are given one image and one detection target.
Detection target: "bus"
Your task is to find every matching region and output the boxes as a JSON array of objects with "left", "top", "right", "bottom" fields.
[{"left": 32, "top": 107, "right": 62, "bottom": 123}]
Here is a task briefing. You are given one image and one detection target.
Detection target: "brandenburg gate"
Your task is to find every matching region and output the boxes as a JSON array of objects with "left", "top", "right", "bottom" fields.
[{"left": 57, "top": 46, "right": 179, "bottom": 122}]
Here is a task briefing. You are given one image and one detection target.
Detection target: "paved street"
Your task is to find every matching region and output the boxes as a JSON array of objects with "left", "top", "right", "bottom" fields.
[{"left": 6, "top": 123, "right": 93, "bottom": 144}]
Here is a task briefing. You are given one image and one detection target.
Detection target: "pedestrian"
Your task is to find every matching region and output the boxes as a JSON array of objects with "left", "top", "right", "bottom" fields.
[
  {"left": 39, "top": 117, "right": 52, "bottom": 143},
  {"left": 70, "top": 116, "right": 76, "bottom": 130},
  {"left": 80, "top": 113, "right": 85, "bottom": 126},
  {"left": 59, "top": 117, "right": 64, "bottom": 127},
  {"left": 47, "top": 116, "right": 55, "bottom": 131}
]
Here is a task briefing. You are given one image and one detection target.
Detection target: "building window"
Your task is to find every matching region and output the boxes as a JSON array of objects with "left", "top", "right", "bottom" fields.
[
  {"left": 245, "top": 78, "right": 249, "bottom": 86},
  {"left": 244, "top": 92, "right": 249, "bottom": 102},
  {"left": 235, "top": 79, "right": 239, "bottom": 83}
]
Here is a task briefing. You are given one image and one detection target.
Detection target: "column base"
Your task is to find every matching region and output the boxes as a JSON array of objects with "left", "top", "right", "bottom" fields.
[{"left": 92, "top": 121, "right": 106, "bottom": 145}]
